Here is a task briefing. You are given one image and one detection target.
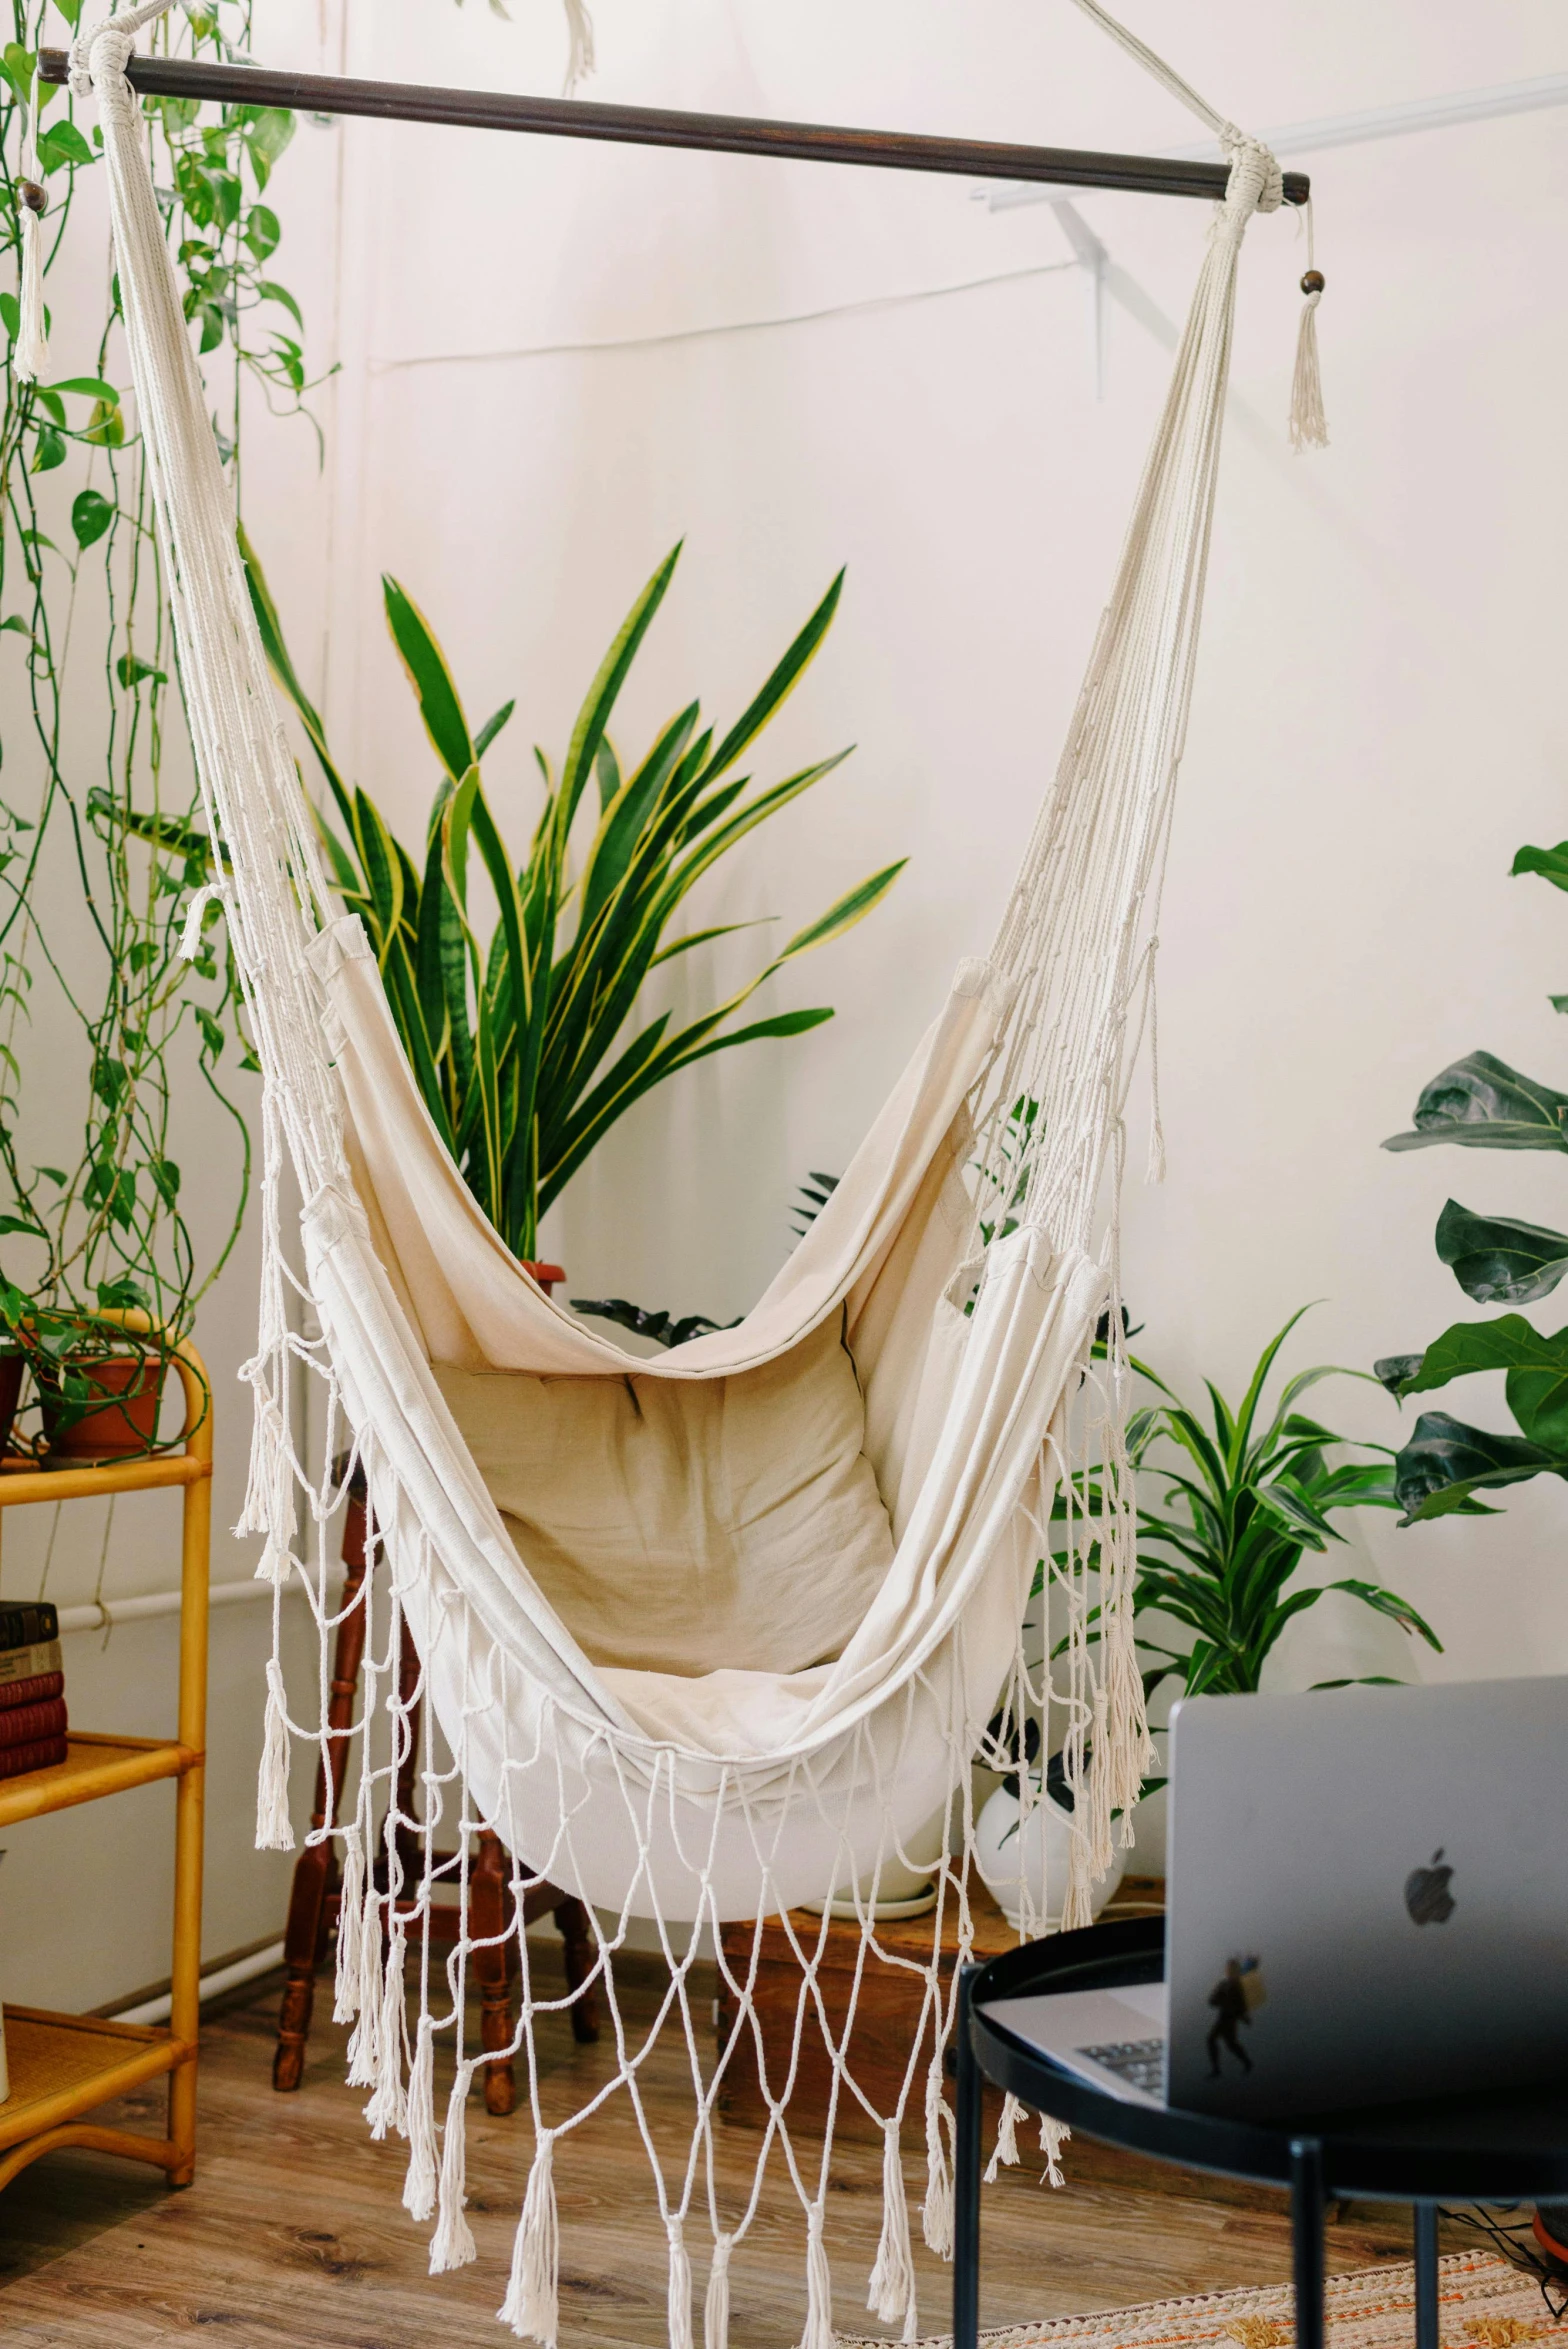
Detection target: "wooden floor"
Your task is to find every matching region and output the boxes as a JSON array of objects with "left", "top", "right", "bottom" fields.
[{"left": 0, "top": 1955, "right": 1452, "bottom": 2349}]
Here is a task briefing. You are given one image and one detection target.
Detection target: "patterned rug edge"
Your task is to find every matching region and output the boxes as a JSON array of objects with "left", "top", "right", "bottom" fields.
[{"left": 840, "top": 2250, "right": 1561, "bottom": 2349}]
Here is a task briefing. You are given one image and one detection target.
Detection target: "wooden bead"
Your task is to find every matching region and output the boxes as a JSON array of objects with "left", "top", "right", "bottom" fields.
[
  {"left": 1301, "top": 268, "right": 1325, "bottom": 295},
  {"left": 17, "top": 179, "right": 45, "bottom": 216}
]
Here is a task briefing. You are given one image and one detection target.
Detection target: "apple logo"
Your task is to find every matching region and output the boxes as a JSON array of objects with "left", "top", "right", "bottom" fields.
[{"left": 1404, "top": 1848, "right": 1456, "bottom": 1927}]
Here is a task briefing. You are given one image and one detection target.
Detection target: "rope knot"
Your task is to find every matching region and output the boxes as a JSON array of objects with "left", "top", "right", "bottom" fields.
[{"left": 1219, "top": 131, "right": 1284, "bottom": 221}]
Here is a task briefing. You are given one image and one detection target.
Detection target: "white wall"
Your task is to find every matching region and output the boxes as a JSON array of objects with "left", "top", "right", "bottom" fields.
[
  {"left": 299, "top": 0, "right": 1568, "bottom": 1704},
  {"left": 10, "top": 0, "right": 1564, "bottom": 2003}
]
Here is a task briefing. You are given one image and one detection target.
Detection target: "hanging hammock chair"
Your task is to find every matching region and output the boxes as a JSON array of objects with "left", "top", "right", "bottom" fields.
[{"left": 60, "top": 3, "right": 1302, "bottom": 2338}]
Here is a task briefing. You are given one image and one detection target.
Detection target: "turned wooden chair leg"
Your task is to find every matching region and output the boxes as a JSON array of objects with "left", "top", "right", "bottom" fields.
[
  {"left": 472, "top": 1829, "right": 518, "bottom": 2116},
  {"left": 273, "top": 1482, "right": 368, "bottom": 2092},
  {"left": 556, "top": 1896, "right": 601, "bottom": 2044}
]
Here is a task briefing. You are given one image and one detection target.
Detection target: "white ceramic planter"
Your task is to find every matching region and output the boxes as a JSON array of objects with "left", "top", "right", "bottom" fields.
[{"left": 973, "top": 1781, "right": 1126, "bottom": 1931}]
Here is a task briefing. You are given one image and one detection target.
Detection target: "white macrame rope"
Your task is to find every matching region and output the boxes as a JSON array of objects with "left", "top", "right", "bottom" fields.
[{"left": 75, "top": 0, "right": 1279, "bottom": 2333}]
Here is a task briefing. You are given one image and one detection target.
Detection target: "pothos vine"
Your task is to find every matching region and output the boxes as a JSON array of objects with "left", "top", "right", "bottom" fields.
[{"left": 0, "top": 0, "right": 322, "bottom": 1406}]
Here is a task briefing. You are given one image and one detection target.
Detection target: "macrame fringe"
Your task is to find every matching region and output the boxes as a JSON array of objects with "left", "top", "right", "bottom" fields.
[
  {"left": 799, "top": 2203, "right": 834, "bottom": 2349},
  {"left": 1039, "top": 2113, "right": 1072, "bottom": 2189},
  {"left": 704, "top": 2233, "right": 734, "bottom": 2349},
  {"left": 345, "top": 1889, "right": 384, "bottom": 2087},
  {"left": 177, "top": 878, "right": 225, "bottom": 962},
  {"left": 983, "top": 2093, "right": 1025, "bottom": 2186},
  {"left": 363, "top": 1922, "right": 409, "bottom": 2140},
  {"left": 332, "top": 1825, "right": 365, "bottom": 2023},
  {"left": 666, "top": 2216, "right": 695, "bottom": 2349},
  {"left": 867, "top": 2120, "right": 916, "bottom": 2330},
  {"left": 920, "top": 2066, "right": 954, "bottom": 2259},
  {"left": 498, "top": 2129, "right": 559, "bottom": 2343},
  {"left": 402, "top": 2019, "right": 438, "bottom": 2223},
  {"left": 254, "top": 1659, "right": 294, "bottom": 1850},
  {"left": 429, "top": 2068, "right": 478, "bottom": 2274}
]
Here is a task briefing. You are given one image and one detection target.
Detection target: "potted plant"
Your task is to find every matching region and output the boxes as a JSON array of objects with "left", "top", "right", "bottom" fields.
[
  {"left": 0, "top": 7, "right": 313, "bottom": 1461},
  {"left": 235, "top": 536, "right": 904, "bottom": 1263},
  {"left": 1375, "top": 829, "right": 1568, "bottom": 1516}
]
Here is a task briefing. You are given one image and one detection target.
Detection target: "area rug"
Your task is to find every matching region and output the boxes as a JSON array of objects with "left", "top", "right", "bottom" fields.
[{"left": 843, "top": 2251, "right": 1564, "bottom": 2349}]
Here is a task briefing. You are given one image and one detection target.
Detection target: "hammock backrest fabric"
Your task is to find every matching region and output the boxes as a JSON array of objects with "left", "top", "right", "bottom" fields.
[{"left": 74, "top": 5, "right": 1282, "bottom": 2338}]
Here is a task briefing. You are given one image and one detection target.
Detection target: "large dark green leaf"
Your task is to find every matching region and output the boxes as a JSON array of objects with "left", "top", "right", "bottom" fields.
[
  {"left": 1512, "top": 840, "right": 1568, "bottom": 893},
  {"left": 1383, "top": 1051, "right": 1568, "bottom": 1154},
  {"left": 1379, "top": 1312, "right": 1568, "bottom": 1446},
  {"left": 1392, "top": 1408, "right": 1564, "bottom": 1523},
  {"left": 1434, "top": 1197, "right": 1568, "bottom": 1305}
]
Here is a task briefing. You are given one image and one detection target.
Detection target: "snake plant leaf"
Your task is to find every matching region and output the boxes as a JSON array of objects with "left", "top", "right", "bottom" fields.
[
  {"left": 774, "top": 860, "right": 908, "bottom": 961},
  {"left": 1392, "top": 1408, "right": 1560, "bottom": 1522},
  {"left": 239, "top": 522, "right": 357, "bottom": 844},
  {"left": 556, "top": 543, "right": 682, "bottom": 839},
  {"left": 1511, "top": 839, "right": 1568, "bottom": 892},
  {"left": 351, "top": 786, "right": 403, "bottom": 959},
  {"left": 1383, "top": 1050, "right": 1568, "bottom": 1154},
  {"left": 384, "top": 575, "right": 475, "bottom": 785},
  {"left": 650, "top": 919, "right": 775, "bottom": 970},
  {"left": 1433, "top": 1197, "right": 1568, "bottom": 1305},
  {"left": 695, "top": 570, "right": 844, "bottom": 787},
  {"left": 474, "top": 698, "right": 516, "bottom": 761}
]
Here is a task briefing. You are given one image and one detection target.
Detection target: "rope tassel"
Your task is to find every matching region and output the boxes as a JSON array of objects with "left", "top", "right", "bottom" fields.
[
  {"left": 332, "top": 1825, "right": 365, "bottom": 2024},
  {"left": 666, "top": 2216, "right": 694, "bottom": 2349},
  {"left": 428, "top": 2067, "right": 478, "bottom": 2274},
  {"left": 984, "top": 2093, "right": 1025, "bottom": 2185},
  {"left": 1040, "top": 2113, "right": 1072, "bottom": 2189},
  {"left": 1289, "top": 204, "right": 1328, "bottom": 452},
  {"left": 704, "top": 2234, "right": 734, "bottom": 2349},
  {"left": 363, "top": 1923, "right": 409, "bottom": 2140},
  {"left": 799, "top": 2203, "right": 834, "bottom": 2349},
  {"left": 921, "top": 2063, "right": 955, "bottom": 2259},
  {"left": 254, "top": 1660, "right": 294, "bottom": 1851},
  {"left": 498, "top": 2129, "right": 558, "bottom": 2342},
  {"left": 402, "top": 2018, "right": 438, "bottom": 2223},
  {"left": 868, "top": 2120, "right": 916, "bottom": 2331}
]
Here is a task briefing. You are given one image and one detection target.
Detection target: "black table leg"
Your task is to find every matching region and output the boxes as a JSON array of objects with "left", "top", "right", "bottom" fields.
[
  {"left": 1414, "top": 2202, "right": 1439, "bottom": 2349},
  {"left": 954, "top": 1964, "right": 982, "bottom": 2349},
  {"left": 1290, "top": 2137, "right": 1326, "bottom": 2349}
]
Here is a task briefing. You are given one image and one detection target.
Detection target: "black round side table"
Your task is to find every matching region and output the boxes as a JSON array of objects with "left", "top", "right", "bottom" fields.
[{"left": 955, "top": 1919, "right": 1568, "bottom": 2349}]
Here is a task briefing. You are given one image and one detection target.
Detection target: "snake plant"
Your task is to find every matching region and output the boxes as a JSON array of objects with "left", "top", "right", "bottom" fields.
[{"left": 241, "top": 536, "right": 903, "bottom": 1259}]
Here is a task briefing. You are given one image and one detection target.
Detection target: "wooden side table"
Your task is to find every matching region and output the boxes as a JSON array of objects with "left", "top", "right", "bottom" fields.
[{"left": 0, "top": 1330, "right": 211, "bottom": 2193}]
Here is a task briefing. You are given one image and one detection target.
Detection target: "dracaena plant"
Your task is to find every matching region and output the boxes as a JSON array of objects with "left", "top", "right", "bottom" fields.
[
  {"left": 1376, "top": 836, "right": 1568, "bottom": 1521},
  {"left": 1051, "top": 1314, "right": 1427, "bottom": 1709},
  {"left": 241, "top": 536, "right": 903, "bottom": 1261}
]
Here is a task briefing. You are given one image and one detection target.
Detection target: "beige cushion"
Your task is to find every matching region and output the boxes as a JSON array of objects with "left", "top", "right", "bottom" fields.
[{"left": 434, "top": 1310, "right": 895, "bottom": 1678}]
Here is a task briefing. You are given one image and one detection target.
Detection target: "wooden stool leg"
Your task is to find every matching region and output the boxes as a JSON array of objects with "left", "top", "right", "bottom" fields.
[
  {"left": 273, "top": 1490, "right": 369, "bottom": 2093},
  {"left": 472, "top": 1830, "right": 517, "bottom": 2116},
  {"left": 555, "top": 1896, "right": 601, "bottom": 2045}
]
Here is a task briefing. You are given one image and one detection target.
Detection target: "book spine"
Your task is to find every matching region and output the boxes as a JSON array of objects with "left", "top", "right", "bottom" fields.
[
  {"left": 0, "top": 1639, "right": 63, "bottom": 1688},
  {"left": 0, "top": 1734, "right": 67, "bottom": 1781},
  {"left": 0, "top": 1696, "right": 66, "bottom": 1747},
  {"left": 0, "top": 1602, "right": 60, "bottom": 1649},
  {"left": 0, "top": 1672, "right": 63, "bottom": 1713}
]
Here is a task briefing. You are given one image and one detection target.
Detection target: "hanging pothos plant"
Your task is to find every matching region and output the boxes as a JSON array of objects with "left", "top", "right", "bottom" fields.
[
  {"left": 238, "top": 534, "right": 904, "bottom": 1263},
  {"left": 0, "top": 1, "right": 318, "bottom": 1440}
]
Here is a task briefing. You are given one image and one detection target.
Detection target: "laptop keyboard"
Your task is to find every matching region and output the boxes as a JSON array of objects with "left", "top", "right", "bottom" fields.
[{"left": 1077, "top": 2037, "right": 1166, "bottom": 2096}]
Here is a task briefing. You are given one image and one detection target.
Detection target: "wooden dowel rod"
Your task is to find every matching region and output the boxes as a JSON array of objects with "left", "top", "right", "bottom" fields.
[{"left": 36, "top": 49, "right": 1309, "bottom": 205}]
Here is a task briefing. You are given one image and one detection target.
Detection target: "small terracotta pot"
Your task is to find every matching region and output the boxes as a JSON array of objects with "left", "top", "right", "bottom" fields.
[
  {"left": 523, "top": 1261, "right": 565, "bottom": 1297},
  {"left": 40, "top": 1353, "right": 167, "bottom": 1462},
  {"left": 0, "top": 1353, "right": 23, "bottom": 1458}
]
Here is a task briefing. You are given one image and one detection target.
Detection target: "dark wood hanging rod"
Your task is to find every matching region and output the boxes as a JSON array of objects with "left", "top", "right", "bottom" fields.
[{"left": 37, "top": 48, "right": 1309, "bottom": 205}]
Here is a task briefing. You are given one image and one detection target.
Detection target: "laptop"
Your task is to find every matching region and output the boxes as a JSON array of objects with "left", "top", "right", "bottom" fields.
[{"left": 983, "top": 1675, "right": 1568, "bottom": 2117}]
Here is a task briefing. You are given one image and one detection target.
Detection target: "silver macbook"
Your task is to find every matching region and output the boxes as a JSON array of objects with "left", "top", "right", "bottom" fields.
[{"left": 985, "top": 1675, "right": 1568, "bottom": 2117}]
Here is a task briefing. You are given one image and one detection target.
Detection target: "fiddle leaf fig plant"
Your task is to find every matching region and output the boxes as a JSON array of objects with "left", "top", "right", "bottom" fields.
[{"left": 1376, "top": 838, "right": 1568, "bottom": 1521}]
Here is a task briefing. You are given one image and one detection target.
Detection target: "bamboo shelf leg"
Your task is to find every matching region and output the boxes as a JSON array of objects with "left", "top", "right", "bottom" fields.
[{"left": 168, "top": 1349, "right": 212, "bottom": 2186}]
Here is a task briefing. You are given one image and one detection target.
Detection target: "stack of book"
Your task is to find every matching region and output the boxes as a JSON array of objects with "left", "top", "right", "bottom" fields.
[{"left": 0, "top": 1601, "right": 65, "bottom": 1781}]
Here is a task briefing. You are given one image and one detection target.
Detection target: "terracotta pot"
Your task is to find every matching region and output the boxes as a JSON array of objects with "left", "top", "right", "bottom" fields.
[
  {"left": 0, "top": 1352, "right": 23, "bottom": 1458},
  {"left": 40, "top": 1353, "right": 167, "bottom": 1463},
  {"left": 523, "top": 1260, "right": 565, "bottom": 1297}
]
